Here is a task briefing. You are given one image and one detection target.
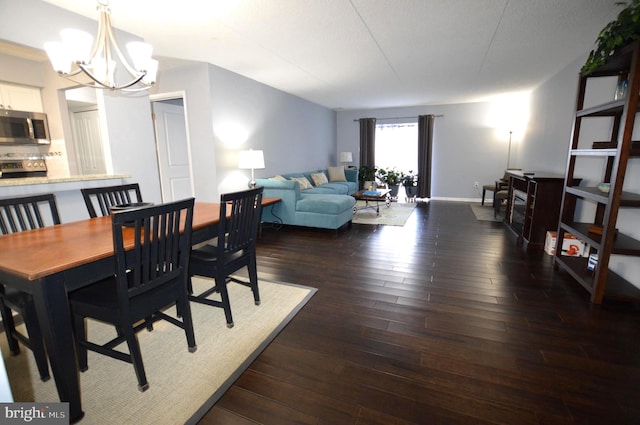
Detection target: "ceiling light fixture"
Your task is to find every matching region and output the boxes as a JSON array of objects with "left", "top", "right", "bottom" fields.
[{"left": 44, "top": 0, "right": 158, "bottom": 91}]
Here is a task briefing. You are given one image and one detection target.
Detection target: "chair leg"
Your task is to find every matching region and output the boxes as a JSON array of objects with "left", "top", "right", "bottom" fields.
[
  {"left": 177, "top": 293, "right": 197, "bottom": 353},
  {"left": 0, "top": 301, "right": 20, "bottom": 356},
  {"left": 122, "top": 326, "right": 148, "bottom": 392},
  {"left": 216, "top": 274, "right": 234, "bottom": 328},
  {"left": 176, "top": 278, "right": 195, "bottom": 318},
  {"left": 23, "top": 300, "right": 50, "bottom": 381},
  {"left": 72, "top": 314, "right": 89, "bottom": 372},
  {"left": 482, "top": 188, "right": 487, "bottom": 206},
  {"left": 144, "top": 316, "right": 154, "bottom": 332},
  {"left": 247, "top": 254, "right": 261, "bottom": 306}
]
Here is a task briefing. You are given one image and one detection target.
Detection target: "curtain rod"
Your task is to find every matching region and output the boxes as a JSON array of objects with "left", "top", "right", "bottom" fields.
[{"left": 353, "top": 114, "right": 443, "bottom": 122}]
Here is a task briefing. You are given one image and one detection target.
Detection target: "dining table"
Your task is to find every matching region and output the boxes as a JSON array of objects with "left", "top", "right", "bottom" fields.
[{"left": 0, "top": 198, "right": 279, "bottom": 423}]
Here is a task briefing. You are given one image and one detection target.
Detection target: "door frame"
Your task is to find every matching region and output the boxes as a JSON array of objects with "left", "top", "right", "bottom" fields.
[{"left": 150, "top": 91, "right": 195, "bottom": 202}]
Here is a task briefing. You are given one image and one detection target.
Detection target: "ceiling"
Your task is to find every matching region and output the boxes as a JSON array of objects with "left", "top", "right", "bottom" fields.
[{"left": 38, "top": 0, "right": 621, "bottom": 110}]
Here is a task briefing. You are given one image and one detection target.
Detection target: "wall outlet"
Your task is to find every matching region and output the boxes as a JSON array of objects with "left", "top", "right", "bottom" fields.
[{"left": 474, "top": 181, "right": 479, "bottom": 188}]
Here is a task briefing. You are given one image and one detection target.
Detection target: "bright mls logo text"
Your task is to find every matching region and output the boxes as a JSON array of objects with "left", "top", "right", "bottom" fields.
[{"left": 1, "top": 403, "right": 68, "bottom": 423}]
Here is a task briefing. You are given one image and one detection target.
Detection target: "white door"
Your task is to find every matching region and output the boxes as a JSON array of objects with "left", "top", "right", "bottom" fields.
[
  {"left": 71, "top": 109, "right": 107, "bottom": 175},
  {"left": 151, "top": 99, "right": 193, "bottom": 202}
]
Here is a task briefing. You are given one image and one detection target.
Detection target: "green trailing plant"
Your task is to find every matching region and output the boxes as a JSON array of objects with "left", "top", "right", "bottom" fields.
[
  {"left": 377, "top": 167, "right": 402, "bottom": 186},
  {"left": 358, "top": 165, "right": 377, "bottom": 182},
  {"left": 582, "top": 0, "right": 640, "bottom": 74}
]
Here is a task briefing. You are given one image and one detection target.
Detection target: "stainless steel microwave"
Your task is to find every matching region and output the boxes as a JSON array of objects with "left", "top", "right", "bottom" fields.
[{"left": 0, "top": 109, "right": 51, "bottom": 145}]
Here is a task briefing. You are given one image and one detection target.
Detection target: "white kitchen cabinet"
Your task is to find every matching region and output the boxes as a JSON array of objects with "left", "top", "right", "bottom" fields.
[{"left": 0, "top": 83, "right": 43, "bottom": 112}]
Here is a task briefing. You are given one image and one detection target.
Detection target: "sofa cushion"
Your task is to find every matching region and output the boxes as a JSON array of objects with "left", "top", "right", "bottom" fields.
[
  {"left": 327, "top": 166, "right": 347, "bottom": 182},
  {"left": 304, "top": 187, "right": 339, "bottom": 194},
  {"left": 297, "top": 194, "right": 355, "bottom": 214},
  {"left": 290, "top": 176, "right": 313, "bottom": 190},
  {"left": 310, "top": 172, "right": 328, "bottom": 186},
  {"left": 324, "top": 182, "right": 350, "bottom": 194},
  {"left": 269, "top": 175, "right": 287, "bottom": 180}
]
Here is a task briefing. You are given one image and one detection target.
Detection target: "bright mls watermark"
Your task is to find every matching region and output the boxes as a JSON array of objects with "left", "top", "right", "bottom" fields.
[{"left": 1, "top": 403, "right": 68, "bottom": 424}]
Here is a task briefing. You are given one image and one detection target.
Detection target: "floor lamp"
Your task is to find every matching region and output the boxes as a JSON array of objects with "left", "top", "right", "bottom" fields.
[
  {"left": 506, "top": 131, "right": 513, "bottom": 169},
  {"left": 238, "top": 149, "right": 265, "bottom": 188}
]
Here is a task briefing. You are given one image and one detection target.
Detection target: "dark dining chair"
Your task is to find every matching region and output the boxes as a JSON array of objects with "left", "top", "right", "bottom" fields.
[
  {"left": 189, "top": 187, "right": 264, "bottom": 328},
  {"left": 0, "top": 193, "right": 61, "bottom": 382},
  {"left": 481, "top": 179, "right": 509, "bottom": 206},
  {"left": 81, "top": 183, "right": 143, "bottom": 218},
  {"left": 494, "top": 188, "right": 510, "bottom": 218},
  {"left": 69, "top": 198, "right": 196, "bottom": 392}
]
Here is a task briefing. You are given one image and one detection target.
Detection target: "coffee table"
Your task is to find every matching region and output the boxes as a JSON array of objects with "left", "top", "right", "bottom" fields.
[{"left": 352, "top": 188, "right": 391, "bottom": 216}]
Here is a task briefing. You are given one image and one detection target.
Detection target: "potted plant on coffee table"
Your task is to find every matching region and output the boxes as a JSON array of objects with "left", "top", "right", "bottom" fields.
[
  {"left": 402, "top": 170, "right": 418, "bottom": 199},
  {"left": 376, "top": 167, "right": 401, "bottom": 198},
  {"left": 358, "top": 165, "right": 378, "bottom": 190}
]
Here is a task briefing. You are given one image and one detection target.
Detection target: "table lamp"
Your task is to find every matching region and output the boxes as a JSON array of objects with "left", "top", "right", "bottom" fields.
[
  {"left": 339, "top": 151, "right": 353, "bottom": 169},
  {"left": 238, "top": 149, "right": 265, "bottom": 188}
]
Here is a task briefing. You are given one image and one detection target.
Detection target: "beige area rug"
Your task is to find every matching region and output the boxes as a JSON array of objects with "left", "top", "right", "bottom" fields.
[
  {"left": 352, "top": 200, "right": 417, "bottom": 226},
  {"left": 469, "top": 202, "right": 504, "bottom": 222},
  {"left": 1, "top": 278, "right": 316, "bottom": 425}
]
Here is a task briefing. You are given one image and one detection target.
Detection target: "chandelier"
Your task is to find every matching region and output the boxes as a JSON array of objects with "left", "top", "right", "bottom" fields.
[{"left": 44, "top": 0, "right": 158, "bottom": 91}]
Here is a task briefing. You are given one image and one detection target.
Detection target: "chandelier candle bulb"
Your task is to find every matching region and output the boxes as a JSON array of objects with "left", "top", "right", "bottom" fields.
[
  {"left": 60, "top": 28, "right": 93, "bottom": 63},
  {"left": 126, "top": 42, "right": 153, "bottom": 70}
]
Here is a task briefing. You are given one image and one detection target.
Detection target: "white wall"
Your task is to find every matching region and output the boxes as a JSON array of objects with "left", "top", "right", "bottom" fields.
[
  {"left": 208, "top": 63, "right": 336, "bottom": 194},
  {"left": 100, "top": 91, "right": 162, "bottom": 202},
  {"left": 154, "top": 61, "right": 336, "bottom": 202},
  {"left": 336, "top": 102, "right": 513, "bottom": 201},
  {"left": 522, "top": 54, "right": 584, "bottom": 173},
  {"left": 152, "top": 63, "right": 216, "bottom": 201}
]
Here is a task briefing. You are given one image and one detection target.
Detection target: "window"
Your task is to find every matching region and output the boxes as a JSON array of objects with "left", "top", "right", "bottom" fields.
[{"left": 375, "top": 122, "right": 418, "bottom": 173}]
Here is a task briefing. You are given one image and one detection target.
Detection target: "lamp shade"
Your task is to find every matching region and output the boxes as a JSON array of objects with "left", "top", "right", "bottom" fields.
[
  {"left": 238, "top": 150, "right": 265, "bottom": 170},
  {"left": 339, "top": 151, "right": 353, "bottom": 162}
]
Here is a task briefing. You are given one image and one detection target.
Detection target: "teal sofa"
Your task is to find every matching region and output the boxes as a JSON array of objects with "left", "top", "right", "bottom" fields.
[{"left": 256, "top": 168, "right": 358, "bottom": 230}]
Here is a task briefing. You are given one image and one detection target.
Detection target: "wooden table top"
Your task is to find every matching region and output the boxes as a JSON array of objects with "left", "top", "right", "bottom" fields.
[{"left": 0, "top": 198, "right": 280, "bottom": 281}]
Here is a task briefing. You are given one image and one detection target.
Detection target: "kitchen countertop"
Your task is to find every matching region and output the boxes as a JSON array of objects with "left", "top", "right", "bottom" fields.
[{"left": 0, "top": 174, "right": 131, "bottom": 187}]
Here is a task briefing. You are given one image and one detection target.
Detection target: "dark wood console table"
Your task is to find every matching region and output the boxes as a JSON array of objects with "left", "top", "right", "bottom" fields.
[{"left": 503, "top": 171, "right": 565, "bottom": 251}]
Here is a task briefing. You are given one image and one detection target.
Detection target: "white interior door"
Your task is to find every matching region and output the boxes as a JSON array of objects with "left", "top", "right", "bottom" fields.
[
  {"left": 151, "top": 99, "right": 193, "bottom": 202},
  {"left": 70, "top": 108, "right": 107, "bottom": 175}
]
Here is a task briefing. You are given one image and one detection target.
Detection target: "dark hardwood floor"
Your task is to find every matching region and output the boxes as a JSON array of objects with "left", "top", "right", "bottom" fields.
[{"left": 198, "top": 200, "right": 640, "bottom": 425}]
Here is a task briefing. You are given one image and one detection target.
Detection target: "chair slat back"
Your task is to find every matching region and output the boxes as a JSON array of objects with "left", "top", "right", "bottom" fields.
[
  {"left": 218, "top": 187, "right": 264, "bottom": 254},
  {"left": 111, "top": 198, "right": 194, "bottom": 302},
  {"left": 81, "top": 183, "right": 143, "bottom": 218},
  {"left": 0, "top": 194, "right": 61, "bottom": 235}
]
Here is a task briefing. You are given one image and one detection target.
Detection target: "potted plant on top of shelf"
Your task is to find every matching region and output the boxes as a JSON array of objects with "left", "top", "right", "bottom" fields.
[
  {"left": 401, "top": 170, "right": 418, "bottom": 198},
  {"left": 582, "top": 0, "right": 640, "bottom": 75},
  {"left": 376, "top": 167, "right": 402, "bottom": 197}
]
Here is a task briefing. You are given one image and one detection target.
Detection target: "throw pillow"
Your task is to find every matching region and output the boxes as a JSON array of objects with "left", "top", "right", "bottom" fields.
[
  {"left": 327, "top": 166, "right": 347, "bottom": 182},
  {"left": 269, "top": 175, "right": 287, "bottom": 180},
  {"left": 310, "top": 172, "right": 328, "bottom": 187},
  {"left": 290, "top": 176, "right": 313, "bottom": 190}
]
